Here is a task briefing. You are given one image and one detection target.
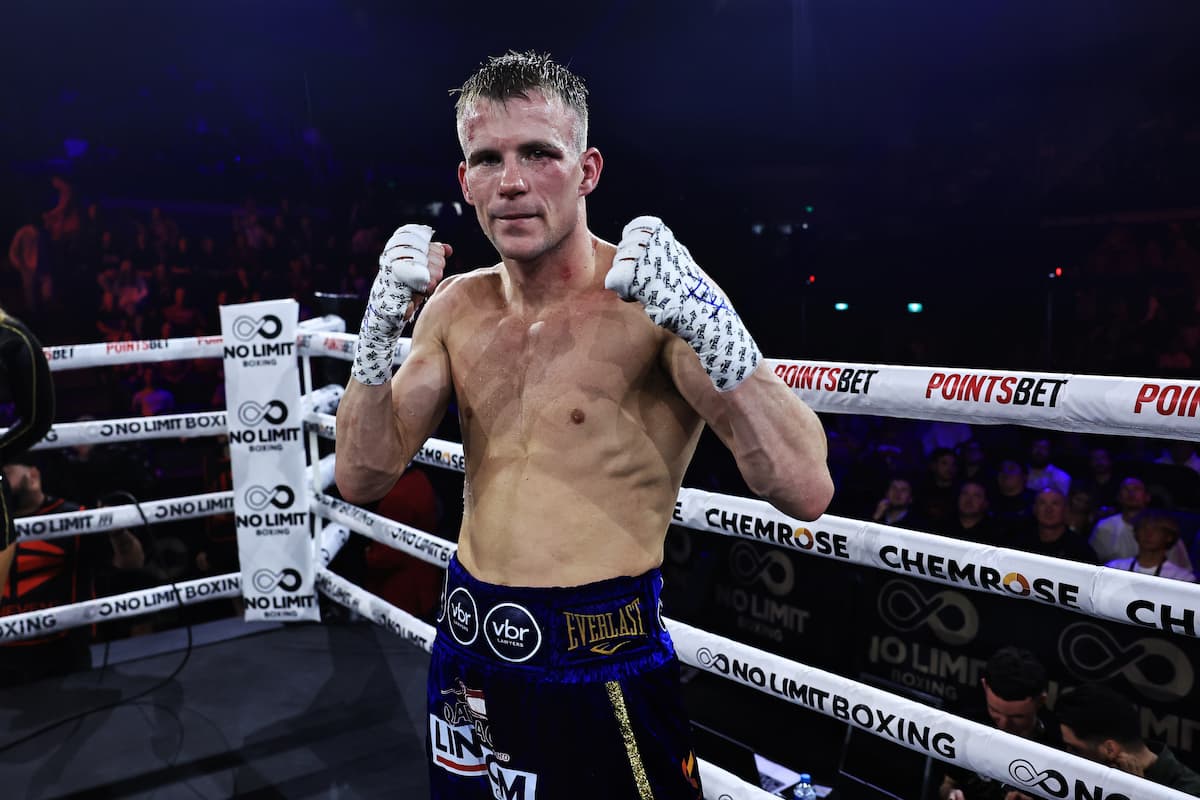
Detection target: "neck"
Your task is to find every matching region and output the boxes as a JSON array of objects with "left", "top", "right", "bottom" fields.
[
  {"left": 502, "top": 228, "right": 597, "bottom": 309},
  {"left": 1136, "top": 550, "right": 1167, "bottom": 568},
  {"left": 15, "top": 492, "right": 45, "bottom": 516},
  {"left": 1128, "top": 743, "right": 1157, "bottom": 772},
  {"left": 959, "top": 513, "right": 983, "bottom": 527},
  {"left": 1038, "top": 523, "right": 1065, "bottom": 542}
]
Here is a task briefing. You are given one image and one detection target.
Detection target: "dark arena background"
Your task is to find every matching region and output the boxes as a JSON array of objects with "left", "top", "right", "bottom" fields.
[{"left": 2, "top": 1, "right": 1200, "bottom": 799}]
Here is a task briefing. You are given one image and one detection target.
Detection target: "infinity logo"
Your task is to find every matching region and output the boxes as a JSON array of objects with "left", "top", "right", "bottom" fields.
[
  {"left": 876, "top": 579, "right": 978, "bottom": 646},
  {"left": 1058, "top": 622, "right": 1193, "bottom": 702},
  {"left": 243, "top": 484, "right": 296, "bottom": 511},
  {"left": 237, "top": 400, "right": 289, "bottom": 426},
  {"left": 232, "top": 314, "right": 283, "bottom": 341},
  {"left": 253, "top": 567, "right": 302, "bottom": 593},
  {"left": 696, "top": 647, "right": 717, "bottom": 667},
  {"left": 1007, "top": 760, "right": 1066, "bottom": 796},
  {"left": 729, "top": 541, "right": 793, "bottom": 596}
]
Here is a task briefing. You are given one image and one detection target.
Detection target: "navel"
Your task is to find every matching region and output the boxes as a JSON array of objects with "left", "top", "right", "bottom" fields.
[{"left": 570, "top": 408, "right": 585, "bottom": 425}]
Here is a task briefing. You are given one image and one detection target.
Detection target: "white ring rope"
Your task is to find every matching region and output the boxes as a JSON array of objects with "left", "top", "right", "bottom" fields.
[
  {"left": 0, "top": 454, "right": 338, "bottom": 642},
  {"left": 9, "top": 319, "right": 1194, "bottom": 798},
  {"left": 299, "top": 331, "right": 1200, "bottom": 441},
  {"left": 304, "top": 410, "right": 1200, "bottom": 643},
  {"left": 39, "top": 315, "right": 345, "bottom": 372}
]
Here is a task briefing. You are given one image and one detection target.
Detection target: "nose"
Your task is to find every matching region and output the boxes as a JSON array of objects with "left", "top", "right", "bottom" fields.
[{"left": 498, "top": 156, "right": 527, "bottom": 197}]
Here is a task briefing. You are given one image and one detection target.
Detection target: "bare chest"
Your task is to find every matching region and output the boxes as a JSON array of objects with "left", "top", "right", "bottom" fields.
[{"left": 447, "top": 298, "right": 662, "bottom": 438}]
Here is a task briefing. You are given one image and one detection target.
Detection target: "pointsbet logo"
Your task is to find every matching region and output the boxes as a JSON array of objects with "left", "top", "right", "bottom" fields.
[{"left": 925, "top": 372, "right": 1067, "bottom": 407}]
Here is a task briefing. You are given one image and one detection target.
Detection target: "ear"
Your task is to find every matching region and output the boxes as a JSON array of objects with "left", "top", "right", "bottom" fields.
[
  {"left": 1100, "top": 739, "right": 1120, "bottom": 762},
  {"left": 578, "top": 147, "right": 603, "bottom": 197},
  {"left": 457, "top": 162, "right": 474, "bottom": 206}
]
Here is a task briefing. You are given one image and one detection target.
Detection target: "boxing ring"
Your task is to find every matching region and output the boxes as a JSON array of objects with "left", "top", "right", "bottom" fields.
[{"left": 2, "top": 303, "right": 1198, "bottom": 800}]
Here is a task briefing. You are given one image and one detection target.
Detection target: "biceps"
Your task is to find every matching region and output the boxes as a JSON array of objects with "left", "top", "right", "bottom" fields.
[{"left": 390, "top": 339, "right": 453, "bottom": 451}]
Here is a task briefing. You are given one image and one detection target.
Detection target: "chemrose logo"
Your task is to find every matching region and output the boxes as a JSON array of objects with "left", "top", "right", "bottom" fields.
[
  {"left": 729, "top": 541, "right": 793, "bottom": 596},
  {"left": 252, "top": 567, "right": 302, "bottom": 593},
  {"left": 232, "top": 314, "right": 283, "bottom": 341},
  {"left": 876, "top": 579, "right": 978, "bottom": 647},
  {"left": 1058, "top": 622, "right": 1193, "bottom": 702}
]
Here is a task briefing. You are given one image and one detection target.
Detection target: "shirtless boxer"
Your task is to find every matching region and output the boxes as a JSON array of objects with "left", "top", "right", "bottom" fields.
[{"left": 336, "top": 51, "right": 832, "bottom": 799}]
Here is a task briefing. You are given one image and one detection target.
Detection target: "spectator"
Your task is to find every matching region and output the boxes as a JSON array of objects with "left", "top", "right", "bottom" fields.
[
  {"left": 1156, "top": 440, "right": 1200, "bottom": 475},
  {"left": 1103, "top": 510, "right": 1195, "bottom": 582},
  {"left": 1014, "top": 488, "right": 1097, "bottom": 563},
  {"left": 1090, "top": 477, "right": 1192, "bottom": 572},
  {"left": 1025, "top": 436, "right": 1072, "bottom": 496},
  {"left": 957, "top": 438, "right": 992, "bottom": 484},
  {"left": 940, "top": 646, "right": 1061, "bottom": 800},
  {"left": 871, "top": 477, "right": 923, "bottom": 529},
  {"left": 992, "top": 459, "right": 1035, "bottom": 537},
  {"left": 917, "top": 447, "right": 960, "bottom": 531},
  {"left": 362, "top": 468, "right": 443, "bottom": 619},
  {"left": 1076, "top": 445, "right": 1121, "bottom": 514},
  {"left": 1065, "top": 487, "right": 1099, "bottom": 540},
  {"left": 942, "top": 480, "right": 1000, "bottom": 545},
  {"left": 0, "top": 460, "right": 145, "bottom": 685},
  {"left": 1056, "top": 683, "right": 1200, "bottom": 795},
  {"left": 131, "top": 366, "right": 176, "bottom": 417}
]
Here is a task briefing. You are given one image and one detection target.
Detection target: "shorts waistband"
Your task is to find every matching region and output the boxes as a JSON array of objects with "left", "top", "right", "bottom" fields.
[{"left": 435, "top": 555, "right": 673, "bottom": 678}]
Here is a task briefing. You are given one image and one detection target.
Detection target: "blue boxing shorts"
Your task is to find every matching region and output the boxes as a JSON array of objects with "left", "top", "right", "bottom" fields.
[{"left": 427, "top": 555, "right": 703, "bottom": 800}]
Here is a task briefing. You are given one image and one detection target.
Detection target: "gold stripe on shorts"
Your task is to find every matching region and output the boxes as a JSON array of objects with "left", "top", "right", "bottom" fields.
[{"left": 607, "top": 680, "right": 654, "bottom": 800}]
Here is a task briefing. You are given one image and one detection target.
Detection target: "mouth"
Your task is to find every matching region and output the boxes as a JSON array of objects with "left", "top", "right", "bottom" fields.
[{"left": 494, "top": 212, "right": 538, "bottom": 222}]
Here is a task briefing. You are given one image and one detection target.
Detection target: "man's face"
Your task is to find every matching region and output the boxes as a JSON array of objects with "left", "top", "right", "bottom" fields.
[
  {"left": 1, "top": 464, "right": 39, "bottom": 506},
  {"left": 958, "top": 483, "right": 988, "bottom": 517},
  {"left": 1118, "top": 478, "right": 1148, "bottom": 512},
  {"left": 996, "top": 462, "right": 1025, "bottom": 495},
  {"left": 933, "top": 453, "right": 957, "bottom": 482},
  {"left": 1030, "top": 439, "right": 1051, "bottom": 468},
  {"left": 457, "top": 92, "right": 599, "bottom": 265},
  {"left": 886, "top": 480, "right": 912, "bottom": 508},
  {"left": 1060, "top": 724, "right": 1109, "bottom": 764},
  {"left": 1090, "top": 448, "right": 1112, "bottom": 474},
  {"left": 1033, "top": 490, "right": 1066, "bottom": 527},
  {"left": 983, "top": 683, "right": 1041, "bottom": 737}
]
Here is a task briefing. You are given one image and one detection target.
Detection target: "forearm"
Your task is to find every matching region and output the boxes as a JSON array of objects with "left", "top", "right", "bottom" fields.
[
  {"left": 719, "top": 367, "right": 833, "bottom": 521},
  {"left": 334, "top": 379, "right": 409, "bottom": 504}
]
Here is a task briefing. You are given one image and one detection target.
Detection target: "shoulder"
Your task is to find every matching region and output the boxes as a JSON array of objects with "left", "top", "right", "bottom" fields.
[{"left": 414, "top": 266, "right": 503, "bottom": 332}]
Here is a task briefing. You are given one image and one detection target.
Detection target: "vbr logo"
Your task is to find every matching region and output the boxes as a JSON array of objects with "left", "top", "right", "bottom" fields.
[
  {"left": 243, "top": 485, "right": 295, "bottom": 511},
  {"left": 876, "top": 579, "right": 978, "bottom": 647},
  {"left": 232, "top": 314, "right": 283, "bottom": 341},
  {"left": 729, "top": 541, "right": 793, "bottom": 596},
  {"left": 483, "top": 603, "right": 542, "bottom": 663},
  {"left": 447, "top": 587, "right": 479, "bottom": 645},
  {"left": 253, "top": 568, "right": 302, "bottom": 593},
  {"left": 238, "top": 400, "right": 289, "bottom": 427},
  {"left": 1058, "top": 622, "right": 1194, "bottom": 702}
]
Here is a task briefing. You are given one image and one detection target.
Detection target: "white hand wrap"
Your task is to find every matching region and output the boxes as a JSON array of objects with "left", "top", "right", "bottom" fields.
[
  {"left": 351, "top": 224, "right": 434, "bottom": 386},
  {"left": 606, "top": 216, "right": 761, "bottom": 391}
]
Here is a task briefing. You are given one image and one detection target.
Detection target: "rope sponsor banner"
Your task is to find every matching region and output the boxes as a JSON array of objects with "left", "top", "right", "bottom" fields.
[
  {"left": 0, "top": 573, "right": 241, "bottom": 642},
  {"left": 310, "top": 492, "right": 456, "bottom": 567},
  {"left": 316, "top": 567, "right": 435, "bottom": 653},
  {"left": 318, "top": 523, "right": 351, "bottom": 568},
  {"left": 676, "top": 489, "right": 1200, "bottom": 639},
  {"left": 767, "top": 358, "right": 1199, "bottom": 441},
  {"left": 14, "top": 491, "right": 234, "bottom": 540},
  {"left": 28, "top": 411, "right": 228, "bottom": 450},
  {"left": 220, "top": 300, "right": 318, "bottom": 622},
  {"left": 668, "top": 618, "right": 1192, "bottom": 800},
  {"left": 296, "top": 330, "right": 412, "bottom": 366},
  {"left": 40, "top": 315, "right": 344, "bottom": 372}
]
